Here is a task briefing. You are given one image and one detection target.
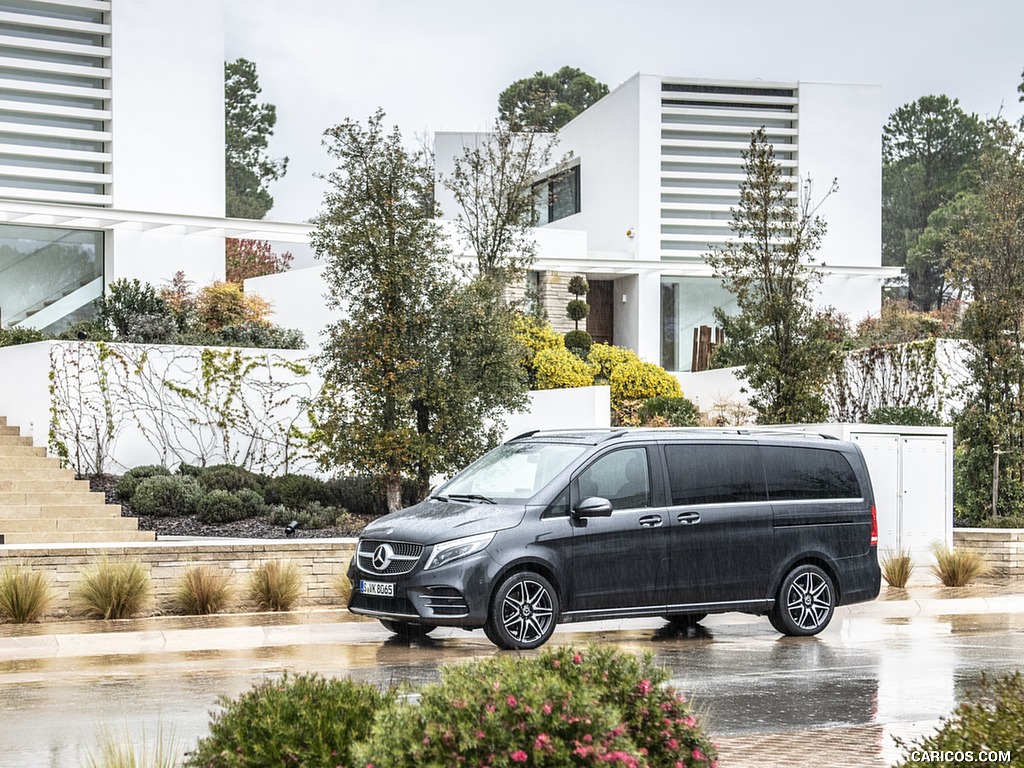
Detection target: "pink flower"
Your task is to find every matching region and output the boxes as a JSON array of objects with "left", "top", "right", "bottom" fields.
[
  {"left": 684, "top": 716, "right": 697, "bottom": 728},
  {"left": 477, "top": 731, "right": 485, "bottom": 739},
  {"left": 573, "top": 653, "right": 583, "bottom": 663},
  {"left": 534, "top": 733, "right": 554, "bottom": 753},
  {"left": 692, "top": 749, "right": 706, "bottom": 761},
  {"left": 507, "top": 695, "right": 518, "bottom": 708},
  {"left": 638, "top": 679, "right": 652, "bottom": 695},
  {"left": 552, "top": 659, "right": 561, "bottom": 668},
  {"left": 542, "top": 703, "right": 552, "bottom": 715},
  {"left": 510, "top": 750, "right": 528, "bottom": 763}
]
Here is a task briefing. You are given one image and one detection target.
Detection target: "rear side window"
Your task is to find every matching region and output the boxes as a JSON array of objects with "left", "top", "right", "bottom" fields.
[
  {"left": 665, "top": 444, "right": 767, "bottom": 505},
  {"left": 762, "top": 446, "right": 861, "bottom": 500}
]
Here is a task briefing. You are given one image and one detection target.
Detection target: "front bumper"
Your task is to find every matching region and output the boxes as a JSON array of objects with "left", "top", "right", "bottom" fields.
[{"left": 346, "top": 553, "right": 496, "bottom": 628}]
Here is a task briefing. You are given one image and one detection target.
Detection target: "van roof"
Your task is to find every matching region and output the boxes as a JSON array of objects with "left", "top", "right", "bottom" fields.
[{"left": 507, "top": 427, "right": 840, "bottom": 446}]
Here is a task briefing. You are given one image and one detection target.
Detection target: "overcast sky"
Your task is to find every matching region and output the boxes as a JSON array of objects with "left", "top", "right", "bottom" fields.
[{"left": 223, "top": 0, "right": 1024, "bottom": 224}]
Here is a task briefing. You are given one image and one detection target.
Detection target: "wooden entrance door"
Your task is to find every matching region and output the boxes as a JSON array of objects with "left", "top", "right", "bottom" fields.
[{"left": 587, "top": 280, "right": 614, "bottom": 346}]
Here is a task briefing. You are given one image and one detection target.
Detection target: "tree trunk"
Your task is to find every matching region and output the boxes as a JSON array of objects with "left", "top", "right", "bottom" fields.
[{"left": 385, "top": 478, "right": 402, "bottom": 514}]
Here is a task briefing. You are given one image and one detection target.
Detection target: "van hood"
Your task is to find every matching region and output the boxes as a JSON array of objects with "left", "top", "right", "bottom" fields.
[{"left": 360, "top": 499, "right": 526, "bottom": 545}]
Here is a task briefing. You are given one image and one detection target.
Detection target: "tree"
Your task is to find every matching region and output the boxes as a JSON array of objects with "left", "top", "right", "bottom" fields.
[
  {"left": 706, "top": 128, "right": 842, "bottom": 424},
  {"left": 947, "top": 120, "right": 1024, "bottom": 519},
  {"left": 882, "top": 95, "right": 985, "bottom": 308},
  {"left": 225, "top": 239, "right": 293, "bottom": 285},
  {"left": 310, "top": 111, "right": 527, "bottom": 511},
  {"left": 225, "top": 58, "right": 288, "bottom": 219},
  {"left": 498, "top": 66, "right": 608, "bottom": 132},
  {"left": 442, "top": 121, "right": 563, "bottom": 287}
]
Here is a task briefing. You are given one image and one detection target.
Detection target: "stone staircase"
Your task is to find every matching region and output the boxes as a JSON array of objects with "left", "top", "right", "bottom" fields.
[{"left": 0, "top": 416, "right": 154, "bottom": 545}]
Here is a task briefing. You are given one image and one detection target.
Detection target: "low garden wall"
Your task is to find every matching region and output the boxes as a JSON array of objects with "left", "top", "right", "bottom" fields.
[
  {"left": 0, "top": 538, "right": 356, "bottom": 615},
  {"left": 954, "top": 529, "right": 1024, "bottom": 578}
]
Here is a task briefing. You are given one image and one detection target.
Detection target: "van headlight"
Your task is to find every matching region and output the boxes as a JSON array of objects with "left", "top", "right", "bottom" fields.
[{"left": 424, "top": 532, "right": 495, "bottom": 571}]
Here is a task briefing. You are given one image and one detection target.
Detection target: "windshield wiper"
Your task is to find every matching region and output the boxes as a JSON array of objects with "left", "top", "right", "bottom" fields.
[
  {"left": 446, "top": 493, "right": 497, "bottom": 504},
  {"left": 430, "top": 494, "right": 449, "bottom": 502}
]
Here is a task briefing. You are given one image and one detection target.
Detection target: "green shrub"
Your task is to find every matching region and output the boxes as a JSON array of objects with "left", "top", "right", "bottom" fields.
[
  {"left": 94, "top": 278, "right": 169, "bottom": 340},
  {"left": 116, "top": 464, "right": 172, "bottom": 501},
  {"left": 564, "top": 328, "right": 594, "bottom": 355},
  {"left": 610, "top": 357, "right": 683, "bottom": 404},
  {"left": 0, "top": 567, "right": 54, "bottom": 623},
  {"left": 512, "top": 313, "right": 564, "bottom": 385},
  {"left": 931, "top": 544, "right": 990, "bottom": 587},
  {"left": 57, "top": 320, "right": 113, "bottom": 343},
  {"left": 268, "top": 501, "right": 363, "bottom": 532},
  {"left": 866, "top": 405, "right": 943, "bottom": 426},
  {"left": 639, "top": 396, "right": 701, "bottom": 427},
  {"left": 247, "top": 560, "right": 302, "bottom": 612},
  {"left": 360, "top": 645, "right": 717, "bottom": 768},
  {"left": 566, "top": 297, "right": 590, "bottom": 325},
  {"left": 197, "top": 464, "right": 265, "bottom": 494},
  {"left": 533, "top": 345, "right": 596, "bottom": 389},
  {"left": 130, "top": 475, "right": 205, "bottom": 517},
  {"left": 894, "top": 672, "right": 1024, "bottom": 768},
  {"left": 0, "top": 326, "right": 49, "bottom": 347},
  {"left": 169, "top": 564, "right": 233, "bottom": 615},
  {"left": 208, "top": 321, "right": 306, "bottom": 350},
  {"left": 324, "top": 475, "right": 417, "bottom": 516},
  {"left": 185, "top": 673, "right": 391, "bottom": 768},
  {"left": 72, "top": 558, "right": 151, "bottom": 620},
  {"left": 122, "top": 312, "right": 178, "bottom": 344},
  {"left": 264, "top": 472, "right": 332, "bottom": 509},
  {"left": 881, "top": 549, "right": 914, "bottom": 588},
  {"left": 196, "top": 489, "right": 246, "bottom": 524},
  {"left": 961, "top": 514, "right": 1024, "bottom": 529},
  {"left": 235, "top": 487, "right": 266, "bottom": 518}
]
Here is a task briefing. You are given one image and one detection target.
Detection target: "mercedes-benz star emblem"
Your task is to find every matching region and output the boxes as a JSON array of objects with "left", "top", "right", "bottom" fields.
[{"left": 372, "top": 543, "right": 395, "bottom": 571}]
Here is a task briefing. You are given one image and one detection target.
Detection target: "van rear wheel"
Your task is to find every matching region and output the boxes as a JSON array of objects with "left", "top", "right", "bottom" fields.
[
  {"left": 485, "top": 572, "right": 558, "bottom": 650},
  {"left": 769, "top": 564, "right": 835, "bottom": 636}
]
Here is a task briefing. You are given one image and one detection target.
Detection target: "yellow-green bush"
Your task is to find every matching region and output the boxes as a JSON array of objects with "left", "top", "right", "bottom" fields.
[
  {"left": 609, "top": 357, "right": 683, "bottom": 403},
  {"left": 587, "top": 342, "right": 634, "bottom": 382},
  {"left": 533, "top": 346, "right": 596, "bottom": 390},
  {"left": 197, "top": 281, "right": 272, "bottom": 330},
  {"left": 512, "top": 313, "right": 563, "bottom": 376}
]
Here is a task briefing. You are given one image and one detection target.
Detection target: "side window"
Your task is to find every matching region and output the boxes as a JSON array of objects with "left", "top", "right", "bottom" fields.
[
  {"left": 762, "top": 447, "right": 862, "bottom": 500},
  {"left": 576, "top": 447, "right": 651, "bottom": 511},
  {"left": 543, "top": 486, "right": 571, "bottom": 518},
  {"left": 665, "top": 444, "right": 767, "bottom": 505}
]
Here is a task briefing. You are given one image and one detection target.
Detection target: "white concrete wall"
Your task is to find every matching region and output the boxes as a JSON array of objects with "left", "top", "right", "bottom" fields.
[
  {"left": 110, "top": 1, "right": 224, "bottom": 217},
  {"left": 108, "top": 229, "right": 226, "bottom": 287},
  {"left": 0, "top": 342, "right": 53, "bottom": 445},
  {"left": 245, "top": 264, "right": 335, "bottom": 349},
  {"left": 502, "top": 386, "right": 611, "bottom": 439},
  {"left": 798, "top": 82, "right": 883, "bottom": 272}
]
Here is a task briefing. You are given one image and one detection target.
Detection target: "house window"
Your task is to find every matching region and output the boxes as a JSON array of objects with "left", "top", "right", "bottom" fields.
[{"left": 532, "top": 165, "right": 580, "bottom": 225}]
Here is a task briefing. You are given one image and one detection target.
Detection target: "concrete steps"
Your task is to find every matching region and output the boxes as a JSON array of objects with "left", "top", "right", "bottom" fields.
[{"left": 0, "top": 415, "right": 155, "bottom": 545}]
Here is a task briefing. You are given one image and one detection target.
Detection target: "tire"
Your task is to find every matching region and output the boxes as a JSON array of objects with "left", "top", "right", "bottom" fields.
[
  {"left": 379, "top": 619, "right": 436, "bottom": 639},
  {"left": 485, "top": 572, "right": 559, "bottom": 650},
  {"left": 769, "top": 564, "right": 836, "bottom": 636},
  {"left": 663, "top": 613, "right": 708, "bottom": 629}
]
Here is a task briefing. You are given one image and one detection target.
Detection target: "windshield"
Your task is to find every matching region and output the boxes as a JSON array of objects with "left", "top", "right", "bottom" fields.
[{"left": 438, "top": 441, "right": 587, "bottom": 504}]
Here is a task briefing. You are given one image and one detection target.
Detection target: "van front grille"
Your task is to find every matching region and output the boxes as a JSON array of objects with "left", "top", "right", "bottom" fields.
[{"left": 357, "top": 539, "right": 424, "bottom": 575}]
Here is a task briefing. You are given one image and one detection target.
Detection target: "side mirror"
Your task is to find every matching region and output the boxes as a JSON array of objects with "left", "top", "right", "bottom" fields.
[{"left": 573, "top": 496, "right": 613, "bottom": 519}]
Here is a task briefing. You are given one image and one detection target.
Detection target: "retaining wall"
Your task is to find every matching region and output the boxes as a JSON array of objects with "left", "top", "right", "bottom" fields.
[
  {"left": 0, "top": 538, "right": 356, "bottom": 615},
  {"left": 954, "top": 528, "right": 1024, "bottom": 578}
]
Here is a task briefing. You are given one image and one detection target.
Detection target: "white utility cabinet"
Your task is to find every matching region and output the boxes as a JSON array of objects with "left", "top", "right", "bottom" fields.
[{"left": 798, "top": 424, "right": 953, "bottom": 567}]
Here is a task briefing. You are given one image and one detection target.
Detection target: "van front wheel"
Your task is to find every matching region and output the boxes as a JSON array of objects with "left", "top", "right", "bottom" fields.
[
  {"left": 485, "top": 572, "right": 558, "bottom": 650},
  {"left": 769, "top": 564, "right": 835, "bottom": 636}
]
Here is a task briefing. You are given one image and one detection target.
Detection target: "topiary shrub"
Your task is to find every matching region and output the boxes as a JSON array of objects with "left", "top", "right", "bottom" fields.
[
  {"left": 197, "top": 464, "right": 265, "bottom": 494},
  {"left": 116, "top": 465, "right": 173, "bottom": 502},
  {"left": 360, "top": 645, "right": 717, "bottom": 768},
  {"left": 893, "top": 672, "right": 1024, "bottom": 768},
  {"left": 185, "top": 673, "right": 391, "bottom": 768},
  {"left": 264, "top": 473, "right": 332, "bottom": 509},
  {"left": 533, "top": 345, "right": 596, "bottom": 390},
  {"left": 639, "top": 396, "right": 701, "bottom": 427},
  {"left": 196, "top": 489, "right": 247, "bottom": 524},
  {"left": 130, "top": 475, "right": 205, "bottom": 517},
  {"left": 564, "top": 328, "right": 594, "bottom": 356}
]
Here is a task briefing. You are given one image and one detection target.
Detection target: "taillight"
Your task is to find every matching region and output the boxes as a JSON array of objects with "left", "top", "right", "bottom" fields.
[{"left": 870, "top": 504, "right": 878, "bottom": 547}]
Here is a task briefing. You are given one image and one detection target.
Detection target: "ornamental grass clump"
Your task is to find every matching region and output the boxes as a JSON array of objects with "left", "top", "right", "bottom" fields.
[
  {"left": 0, "top": 566, "right": 54, "bottom": 623},
  {"left": 84, "top": 723, "right": 182, "bottom": 768},
  {"left": 72, "top": 558, "right": 151, "bottom": 620},
  {"left": 247, "top": 560, "right": 302, "bottom": 612},
  {"left": 184, "top": 673, "right": 390, "bottom": 768},
  {"left": 881, "top": 548, "right": 915, "bottom": 588},
  {"left": 359, "top": 645, "right": 717, "bottom": 768},
  {"left": 931, "top": 544, "right": 990, "bottom": 587},
  {"left": 169, "top": 564, "right": 234, "bottom": 616}
]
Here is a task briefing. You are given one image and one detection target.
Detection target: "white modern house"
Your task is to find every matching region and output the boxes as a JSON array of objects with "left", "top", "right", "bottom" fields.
[
  {"left": 0, "top": 0, "right": 305, "bottom": 335},
  {"left": 436, "top": 75, "right": 900, "bottom": 373}
]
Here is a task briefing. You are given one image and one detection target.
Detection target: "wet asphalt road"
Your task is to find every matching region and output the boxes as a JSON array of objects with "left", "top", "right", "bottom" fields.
[{"left": 1, "top": 588, "right": 1023, "bottom": 768}]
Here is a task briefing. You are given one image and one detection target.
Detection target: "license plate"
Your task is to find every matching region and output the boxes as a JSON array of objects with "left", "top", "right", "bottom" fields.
[{"left": 360, "top": 580, "right": 394, "bottom": 597}]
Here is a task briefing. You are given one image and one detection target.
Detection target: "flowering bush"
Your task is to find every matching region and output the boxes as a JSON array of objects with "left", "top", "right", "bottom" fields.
[
  {"left": 609, "top": 358, "right": 682, "bottom": 405},
  {"left": 359, "top": 645, "right": 717, "bottom": 768},
  {"left": 533, "top": 346, "right": 597, "bottom": 390}
]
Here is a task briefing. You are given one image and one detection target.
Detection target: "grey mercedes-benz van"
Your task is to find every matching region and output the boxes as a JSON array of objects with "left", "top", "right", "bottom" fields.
[{"left": 347, "top": 428, "right": 881, "bottom": 649}]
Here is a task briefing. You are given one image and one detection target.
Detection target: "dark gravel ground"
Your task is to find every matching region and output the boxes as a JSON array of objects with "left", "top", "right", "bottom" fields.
[{"left": 89, "top": 475, "right": 374, "bottom": 539}]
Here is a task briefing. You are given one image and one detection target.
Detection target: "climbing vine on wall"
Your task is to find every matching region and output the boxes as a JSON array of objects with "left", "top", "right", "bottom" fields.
[
  {"left": 825, "top": 338, "right": 968, "bottom": 423},
  {"left": 48, "top": 342, "right": 317, "bottom": 476}
]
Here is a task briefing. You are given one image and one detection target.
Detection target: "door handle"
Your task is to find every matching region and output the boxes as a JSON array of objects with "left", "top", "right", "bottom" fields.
[
  {"left": 638, "top": 514, "right": 663, "bottom": 528},
  {"left": 677, "top": 511, "right": 701, "bottom": 525}
]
